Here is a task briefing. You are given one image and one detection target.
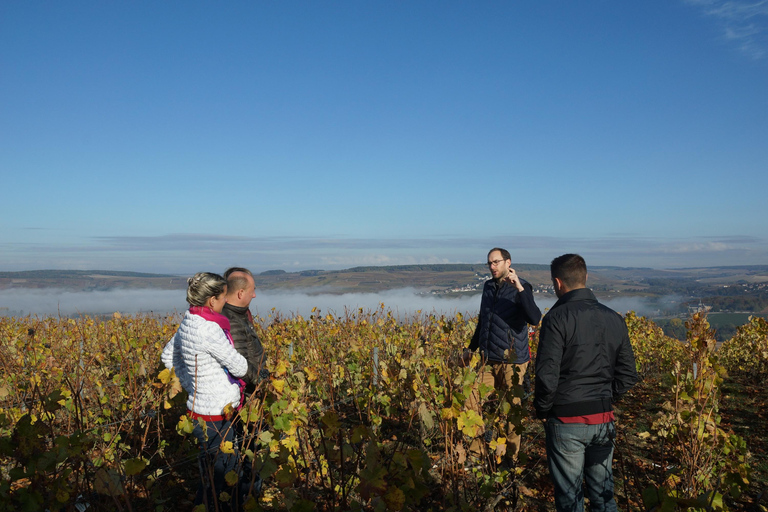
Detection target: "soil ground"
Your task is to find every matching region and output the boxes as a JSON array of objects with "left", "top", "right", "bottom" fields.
[{"left": 512, "top": 377, "right": 768, "bottom": 511}]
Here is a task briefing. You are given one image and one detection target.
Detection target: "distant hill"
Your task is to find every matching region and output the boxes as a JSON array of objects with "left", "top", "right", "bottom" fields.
[
  {"left": 3, "top": 265, "right": 765, "bottom": 341},
  {"left": 0, "top": 270, "right": 187, "bottom": 291},
  {"left": 334, "top": 263, "right": 549, "bottom": 273},
  {"left": 0, "top": 270, "right": 177, "bottom": 279},
  {"left": 1, "top": 265, "right": 767, "bottom": 311}
]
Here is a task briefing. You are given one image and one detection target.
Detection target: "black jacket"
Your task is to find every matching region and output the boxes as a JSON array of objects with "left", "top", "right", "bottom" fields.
[
  {"left": 469, "top": 278, "right": 542, "bottom": 364},
  {"left": 222, "top": 303, "right": 265, "bottom": 390},
  {"left": 534, "top": 288, "right": 638, "bottom": 419}
]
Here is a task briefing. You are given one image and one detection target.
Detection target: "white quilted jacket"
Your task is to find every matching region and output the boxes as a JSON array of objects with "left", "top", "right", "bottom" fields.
[{"left": 162, "top": 311, "right": 248, "bottom": 416}]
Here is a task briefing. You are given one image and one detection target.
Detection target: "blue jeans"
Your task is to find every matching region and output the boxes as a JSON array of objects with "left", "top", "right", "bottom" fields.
[
  {"left": 194, "top": 418, "right": 239, "bottom": 511},
  {"left": 545, "top": 419, "right": 617, "bottom": 512}
]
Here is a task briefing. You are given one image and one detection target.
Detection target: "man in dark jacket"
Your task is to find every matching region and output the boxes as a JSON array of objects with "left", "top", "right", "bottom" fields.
[
  {"left": 535, "top": 254, "right": 638, "bottom": 512},
  {"left": 463, "top": 247, "right": 542, "bottom": 463},
  {"left": 222, "top": 267, "right": 267, "bottom": 502},
  {"left": 222, "top": 267, "right": 267, "bottom": 394}
]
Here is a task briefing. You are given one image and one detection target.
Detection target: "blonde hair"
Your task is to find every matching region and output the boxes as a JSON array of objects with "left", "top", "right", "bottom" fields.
[{"left": 186, "top": 272, "right": 227, "bottom": 306}]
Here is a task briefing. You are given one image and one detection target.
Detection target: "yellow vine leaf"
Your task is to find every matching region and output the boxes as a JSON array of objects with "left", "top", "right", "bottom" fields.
[
  {"left": 272, "top": 379, "right": 286, "bottom": 394},
  {"left": 304, "top": 366, "right": 318, "bottom": 382},
  {"left": 225, "top": 470, "right": 239, "bottom": 486},
  {"left": 384, "top": 487, "right": 406, "bottom": 511},
  {"left": 56, "top": 489, "right": 70, "bottom": 503},
  {"left": 274, "top": 360, "right": 288, "bottom": 378},
  {"left": 124, "top": 457, "right": 147, "bottom": 476},
  {"left": 176, "top": 415, "right": 194, "bottom": 435},
  {"left": 457, "top": 410, "right": 484, "bottom": 437},
  {"left": 281, "top": 433, "right": 300, "bottom": 451},
  {"left": 157, "top": 368, "right": 171, "bottom": 384}
]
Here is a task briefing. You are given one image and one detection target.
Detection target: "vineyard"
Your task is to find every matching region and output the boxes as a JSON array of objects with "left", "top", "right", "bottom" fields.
[{"left": 1, "top": 306, "right": 767, "bottom": 511}]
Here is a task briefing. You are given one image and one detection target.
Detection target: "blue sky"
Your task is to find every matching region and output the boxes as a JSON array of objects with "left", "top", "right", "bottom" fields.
[{"left": 2, "top": 1, "right": 767, "bottom": 274}]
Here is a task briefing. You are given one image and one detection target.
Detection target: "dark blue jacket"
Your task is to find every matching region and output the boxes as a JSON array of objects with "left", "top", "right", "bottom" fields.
[{"left": 469, "top": 278, "right": 542, "bottom": 364}]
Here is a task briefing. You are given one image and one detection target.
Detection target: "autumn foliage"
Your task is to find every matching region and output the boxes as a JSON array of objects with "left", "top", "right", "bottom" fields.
[{"left": 0, "top": 306, "right": 765, "bottom": 511}]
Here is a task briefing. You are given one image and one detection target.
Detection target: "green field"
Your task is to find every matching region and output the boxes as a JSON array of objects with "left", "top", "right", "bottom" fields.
[{"left": 708, "top": 312, "right": 766, "bottom": 327}]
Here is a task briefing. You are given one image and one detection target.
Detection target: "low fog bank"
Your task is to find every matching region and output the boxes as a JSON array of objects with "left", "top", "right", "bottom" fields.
[
  {"left": 0, "top": 287, "right": 487, "bottom": 318},
  {"left": 0, "top": 288, "right": 187, "bottom": 317},
  {"left": 251, "top": 288, "right": 483, "bottom": 319},
  {"left": 0, "top": 287, "right": 667, "bottom": 320}
]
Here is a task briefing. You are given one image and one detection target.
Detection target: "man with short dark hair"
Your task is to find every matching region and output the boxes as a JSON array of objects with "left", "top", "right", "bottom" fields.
[
  {"left": 464, "top": 247, "right": 542, "bottom": 464},
  {"left": 222, "top": 267, "right": 266, "bottom": 393},
  {"left": 535, "top": 254, "right": 638, "bottom": 512}
]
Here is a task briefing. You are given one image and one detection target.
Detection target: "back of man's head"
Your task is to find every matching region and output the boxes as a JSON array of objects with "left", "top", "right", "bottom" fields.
[
  {"left": 550, "top": 254, "right": 587, "bottom": 290},
  {"left": 224, "top": 267, "right": 253, "bottom": 298}
]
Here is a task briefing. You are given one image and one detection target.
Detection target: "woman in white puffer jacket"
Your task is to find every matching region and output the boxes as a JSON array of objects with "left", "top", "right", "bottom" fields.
[{"left": 162, "top": 272, "right": 248, "bottom": 510}]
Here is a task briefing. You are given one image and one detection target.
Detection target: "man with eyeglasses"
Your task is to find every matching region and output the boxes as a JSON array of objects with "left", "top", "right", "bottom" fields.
[{"left": 462, "top": 247, "right": 542, "bottom": 466}]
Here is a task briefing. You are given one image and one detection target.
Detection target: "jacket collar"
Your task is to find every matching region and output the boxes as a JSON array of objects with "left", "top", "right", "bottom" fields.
[
  {"left": 490, "top": 277, "right": 527, "bottom": 290},
  {"left": 552, "top": 287, "right": 596, "bottom": 308},
  {"left": 223, "top": 302, "right": 249, "bottom": 315}
]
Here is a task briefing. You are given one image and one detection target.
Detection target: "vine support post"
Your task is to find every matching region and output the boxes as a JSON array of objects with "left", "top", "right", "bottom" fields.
[
  {"left": 79, "top": 336, "right": 85, "bottom": 401},
  {"left": 372, "top": 346, "right": 379, "bottom": 388}
]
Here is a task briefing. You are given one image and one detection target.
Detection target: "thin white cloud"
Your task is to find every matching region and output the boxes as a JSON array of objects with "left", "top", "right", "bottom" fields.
[
  {"left": 2, "top": 233, "right": 767, "bottom": 272},
  {"left": 316, "top": 254, "right": 453, "bottom": 268},
  {"left": 657, "top": 241, "right": 730, "bottom": 253},
  {"left": 708, "top": 0, "right": 768, "bottom": 20},
  {"left": 685, "top": 0, "right": 768, "bottom": 58}
]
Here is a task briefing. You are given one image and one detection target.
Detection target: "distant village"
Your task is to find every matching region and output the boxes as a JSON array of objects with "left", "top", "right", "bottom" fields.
[{"left": 430, "top": 271, "right": 555, "bottom": 295}]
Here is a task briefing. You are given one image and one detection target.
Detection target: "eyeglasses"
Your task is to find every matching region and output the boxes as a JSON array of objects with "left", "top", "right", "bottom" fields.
[{"left": 487, "top": 259, "right": 505, "bottom": 267}]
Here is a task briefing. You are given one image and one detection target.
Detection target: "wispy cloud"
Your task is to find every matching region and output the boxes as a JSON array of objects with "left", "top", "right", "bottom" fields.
[
  {"left": 2, "top": 233, "right": 766, "bottom": 273},
  {"left": 657, "top": 241, "right": 730, "bottom": 253},
  {"left": 685, "top": 0, "right": 768, "bottom": 58}
]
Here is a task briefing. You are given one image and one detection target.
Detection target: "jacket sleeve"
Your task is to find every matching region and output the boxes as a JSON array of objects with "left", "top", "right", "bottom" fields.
[
  {"left": 612, "top": 319, "right": 639, "bottom": 401},
  {"left": 468, "top": 282, "right": 488, "bottom": 351},
  {"left": 241, "top": 331, "right": 265, "bottom": 386},
  {"left": 519, "top": 282, "right": 542, "bottom": 326},
  {"left": 468, "top": 318, "right": 480, "bottom": 351},
  {"left": 230, "top": 316, "right": 265, "bottom": 386},
  {"left": 205, "top": 324, "right": 248, "bottom": 378},
  {"left": 161, "top": 336, "right": 176, "bottom": 370},
  {"left": 534, "top": 314, "right": 563, "bottom": 418}
]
